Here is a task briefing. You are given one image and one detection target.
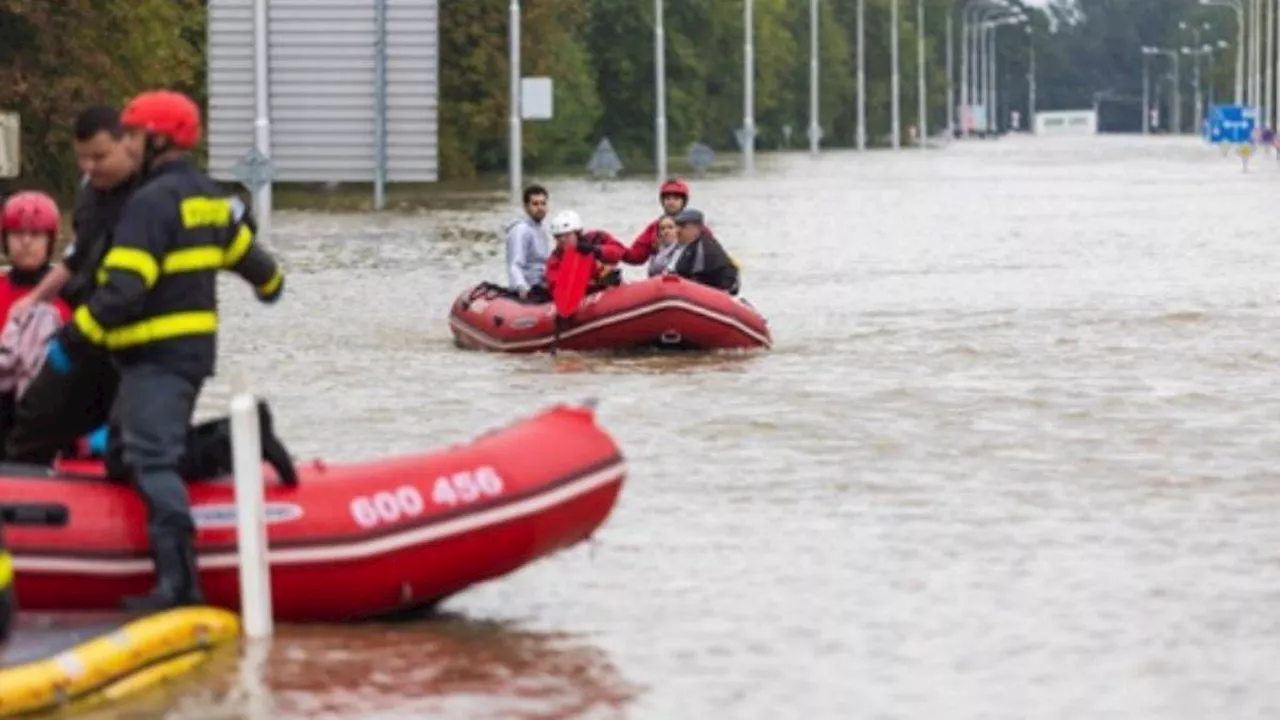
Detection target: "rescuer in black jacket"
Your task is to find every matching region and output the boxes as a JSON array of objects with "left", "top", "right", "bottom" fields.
[
  {"left": 5, "top": 106, "right": 138, "bottom": 465},
  {"left": 50, "top": 89, "right": 285, "bottom": 611}
]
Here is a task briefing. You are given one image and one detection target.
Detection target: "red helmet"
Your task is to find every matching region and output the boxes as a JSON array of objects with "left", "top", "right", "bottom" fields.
[
  {"left": 121, "top": 90, "right": 202, "bottom": 149},
  {"left": 2, "top": 191, "right": 60, "bottom": 236},
  {"left": 659, "top": 178, "right": 690, "bottom": 199}
]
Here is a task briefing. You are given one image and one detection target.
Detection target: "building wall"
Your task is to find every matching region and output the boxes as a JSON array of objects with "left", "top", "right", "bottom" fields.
[{"left": 207, "top": 0, "right": 438, "bottom": 184}]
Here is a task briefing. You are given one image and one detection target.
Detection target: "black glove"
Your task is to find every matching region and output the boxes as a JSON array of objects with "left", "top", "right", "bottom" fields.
[{"left": 576, "top": 239, "right": 601, "bottom": 258}]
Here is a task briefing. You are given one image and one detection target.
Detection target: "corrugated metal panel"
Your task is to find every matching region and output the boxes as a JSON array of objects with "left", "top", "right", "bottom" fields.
[{"left": 207, "top": 0, "right": 438, "bottom": 184}]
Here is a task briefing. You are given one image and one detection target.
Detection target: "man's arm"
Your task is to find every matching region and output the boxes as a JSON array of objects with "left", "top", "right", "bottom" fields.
[
  {"left": 506, "top": 224, "right": 530, "bottom": 290},
  {"left": 623, "top": 220, "right": 658, "bottom": 265},
  {"left": 61, "top": 192, "right": 172, "bottom": 349},
  {"left": 223, "top": 198, "right": 283, "bottom": 303},
  {"left": 15, "top": 264, "right": 70, "bottom": 306}
]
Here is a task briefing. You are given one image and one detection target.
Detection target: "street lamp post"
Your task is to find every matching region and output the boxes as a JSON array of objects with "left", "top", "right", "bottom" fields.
[
  {"left": 917, "top": 0, "right": 928, "bottom": 147},
  {"left": 810, "top": 0, "right": 820, "bottom": 156},
  {"left": 743, "top": 0, "right": 755, "bottom": 172},
  {"left": 1200, "top": 0, "right": 1244, "bottom": 104},
  {"left": 655, "top": 0, "right": 667, "bottom": 181},
  {"left": 1142, "top": 49, "right": 1152, "bottom": 134},
  {"left": 857, "top": 0, "right": 867, "bottom": 150},
  {"left": 891, "top": 0, "right": 901, "bottom": 148},
  {"left": 1026, "top": 24, "right": 1036, "bottom": 131},
  {"left": 1146, "top": 46, "right": 1181, "bottom": 132}
]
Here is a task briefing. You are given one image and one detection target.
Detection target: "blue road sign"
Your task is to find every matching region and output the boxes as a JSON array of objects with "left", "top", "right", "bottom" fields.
[{"left": 1208, "top": 104, "right": 1257, "bottom": 144}]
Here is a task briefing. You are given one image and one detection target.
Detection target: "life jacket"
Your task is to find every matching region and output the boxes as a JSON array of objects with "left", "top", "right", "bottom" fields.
[{"left": 0, "top": 303, "right": 63, "bottom": 399}]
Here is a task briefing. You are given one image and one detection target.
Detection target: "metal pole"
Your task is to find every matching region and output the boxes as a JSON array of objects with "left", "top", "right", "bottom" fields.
[
  {"left": 947, "top": 11, "right": 955, "bottom": 137},
  {"left": 655, "top": 0, "right": 667, "bottom": 180},
  {"left": 987, "top": 21, "right": 996, "bottom": 134},
  {"left": 1254, "top": 0, "right": 1261, "bottom": 105},
  {"left": 1194, "top": 50, "right": 1203, "bottom": 131},
  {"left": 1267, "top": 0, "right": 1275, "bottom": 122},
  {"left": 1236, "top": 4, "right": 1245, "bottom": 103},
  {"left": 508, "top": 0, "right": 521, "bottom": 206},
  {"left": 373, "top": 0, "right": 387, "bottom": 211},
  {"left": 1143, "top": 54, "right": 1151, "bottom": 134},
  {"left": 1174, "top": 51, "right": 1182, "bottom": 132},
  {"left": 891, "top": 0, "right": 901, "bottom": 148},
  {"left": 917, "top": 0, "right": 927, "bottom": 147},
  {"left": 1208, "top": 49, "right": 1217, "bottom": 106},
  {"left": 974, "top": 20, "right": 983, "bottom": 135},
  {"left": 857, "top": 0, "right": 867, "bottom": 150},
  {"left": 960, "top": 10, "right": 969, "bottom": 136},
  {"left": 810, "top": 0, "right": 820, "bottom": 156},
  {"left": 252, "top": 0, "right": 272, "bottom": 242},
  {"left": 744, "top": 0, "right": 755, "bottom": 171},
  {"left": 1028, "top": 28, "right": 1036, "bottom": 129}
]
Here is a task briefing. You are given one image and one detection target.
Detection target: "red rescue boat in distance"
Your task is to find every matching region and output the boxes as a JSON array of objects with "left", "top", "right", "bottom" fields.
[
  {"left": 2, "top": 402, "right": 626, "bottom": 623},
  {"left": 448, "top": 275, "right": 772, "bottom": 353}
]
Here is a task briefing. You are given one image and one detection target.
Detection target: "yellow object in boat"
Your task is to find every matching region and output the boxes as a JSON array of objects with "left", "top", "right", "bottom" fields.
[{"left": 0, "top": 606, "right": 240, "bottom": 717}]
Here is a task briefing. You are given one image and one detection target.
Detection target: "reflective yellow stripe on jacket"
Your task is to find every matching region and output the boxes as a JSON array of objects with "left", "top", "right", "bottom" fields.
[
  {"left": 80, "top": 196, "right": 254, "bottom": 349},
  {"left": 0, "top": 550, "right": 12, "bottom": 591}
]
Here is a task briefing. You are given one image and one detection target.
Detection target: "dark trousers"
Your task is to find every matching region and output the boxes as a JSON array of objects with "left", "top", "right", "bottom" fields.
[
  {"left": 114, "top": 364, "right": 201, "bottom": 536},
  {"left": 5, "top": 352, "right": 119, "bottom": 465}
]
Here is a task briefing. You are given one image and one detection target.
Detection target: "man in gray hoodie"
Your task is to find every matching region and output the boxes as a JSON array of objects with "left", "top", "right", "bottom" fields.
[{"left": 505, "top": 184, "right": 552, "bottom": 301}]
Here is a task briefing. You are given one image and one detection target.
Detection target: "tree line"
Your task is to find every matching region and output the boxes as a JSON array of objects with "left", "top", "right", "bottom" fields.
[{"left": 0, "top": 0, "right": 1234, "bottom": 203}]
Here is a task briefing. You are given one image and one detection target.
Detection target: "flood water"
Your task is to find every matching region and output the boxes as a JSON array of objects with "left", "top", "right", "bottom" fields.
[{"left": 34, "top": 136, "right": 1280, "bottom": 718}]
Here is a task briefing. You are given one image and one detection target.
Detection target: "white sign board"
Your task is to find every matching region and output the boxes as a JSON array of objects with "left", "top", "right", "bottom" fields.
[
  {"left": 1034, "top": 110, "right": 1098, "bottom": 135},
  {"left": 521, "top": 77, "right": 554, "bottom": 121},
  {"left": 0, "top": 112, "right": 19, "bottom": 179}
]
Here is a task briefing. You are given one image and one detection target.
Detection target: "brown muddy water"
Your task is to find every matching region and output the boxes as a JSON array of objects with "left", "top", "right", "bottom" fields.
[{"left": 15, "top": 136, "right": 1280, "bottom": 719}]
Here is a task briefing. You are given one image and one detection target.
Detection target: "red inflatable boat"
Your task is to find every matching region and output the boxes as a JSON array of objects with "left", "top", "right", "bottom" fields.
[
  {"left": 448, "top": 275, "right": 771, "bottom": 353},
  {"left": 1, "top": 402, "right": 626, "bottom": 623}
]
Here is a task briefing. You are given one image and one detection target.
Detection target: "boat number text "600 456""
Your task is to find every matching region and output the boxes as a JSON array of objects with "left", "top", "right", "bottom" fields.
[{"left": 349, "top": 467, "right": 507, "bottom": 529}]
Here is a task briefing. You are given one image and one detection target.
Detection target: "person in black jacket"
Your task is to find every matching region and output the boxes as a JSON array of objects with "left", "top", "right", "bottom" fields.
[
  {"left": 672, "top": 208, "right": 740, "bottom": 295},
  {"left": 5, "top": 106, "right": 137, "bottom": 465},
  {"left": 50, "top": 89, "right": 285, "bottom": 611}
]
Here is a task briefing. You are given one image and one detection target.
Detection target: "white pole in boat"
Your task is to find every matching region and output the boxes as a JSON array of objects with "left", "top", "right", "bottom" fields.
[{"left": 230, "top": 377, "right": 273, "bottom": 639}]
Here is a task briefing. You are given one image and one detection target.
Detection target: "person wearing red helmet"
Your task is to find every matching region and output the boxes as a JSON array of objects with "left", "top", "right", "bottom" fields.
[
  {"left": 51, "top": 89, "right": 286, "bottom": 611},
  {"left": 0, "top": 192, "right": 73, "bottom": 456},
  {"left": 622, "top": 178, "right": 691, "bottom": 271}
]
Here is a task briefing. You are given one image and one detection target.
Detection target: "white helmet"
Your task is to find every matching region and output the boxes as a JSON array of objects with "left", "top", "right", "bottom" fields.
[{"left": 549, "top": 210, "right": 583, "bottom": 236}]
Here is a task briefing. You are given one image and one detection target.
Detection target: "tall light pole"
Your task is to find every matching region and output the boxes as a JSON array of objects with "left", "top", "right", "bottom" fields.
[
  {"left": 917, "top": 0, "right": 927, "bottom": 147},
  {"left": 743, "top": 0, "right": 755, "bottom": 172},
  {"left": 1200, "top": 0, "right": 1244, "bottom": 103},
  {"left": 1147, "top": 46, "right": 1181, "bottom": 132},
  {"left": 508, "top": 0, "right": 522, "bottom": 206},
  {"left": 655, "top": 0, "right": 667, "bottom": 181},
  {"left": 857, "top": 0, "right": 867, "bottom": 150},
  {"left": 1267, "top": 0, "right": 1275, "bottom": 121},
  {"left": 252, "top": 0, "right": 273, "bottom": 240},
  {"left": 891, "top": 0, "right": 901, "bottom": 148},
  {"left": 1026, "top": 24, "right": 1036, "bottom": 131},
  {"left": 1181, "top": 45, "right": 1205, "bottom": 133},
  {"left": 810, "top": 0, "right": 820, "bottom": 156},
  {"left": 986, "top": 14, "right": 1026, "bottom": 136},
  {"left": 947, "top": 8, "right": 955, "bottom": 137},
  {"left": 1142, "top": 47, "right": 1153, "bottom": 134}
]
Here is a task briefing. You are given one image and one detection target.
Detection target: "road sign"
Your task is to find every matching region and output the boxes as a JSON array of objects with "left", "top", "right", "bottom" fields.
[
  {"left": 521, "top": 77, "right": 554, "bottom": 121},
  {"left": 230, "top": 146, "right": 276, "bottom": 192},
  {"left": 781, "top": 124, "right": 792, "bottom": 147},
  {"left": 586, "top": 138, "right": 623, "bottom": 178},
  {"left": 733, "top": 127, "right": 755, "bottom": 150},
  {"left": 0, "top": 112, "right": 19, "bottom": 179},
  {"left": 688, "top": 142, "right": 715, "bottom": 174},
  {"left": 806, "top": 124, "right": 824, "bottom": 143},
  {"left": 1208, "top": 104, "right": 1257, "bottom": 144}
]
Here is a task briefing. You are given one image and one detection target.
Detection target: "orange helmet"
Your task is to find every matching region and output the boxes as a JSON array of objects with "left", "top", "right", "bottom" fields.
[
  {"left": 659, "top": 178, "right": 690, "bottom": 199},
  {"left": 121, "top": 90, "right": 202, "bottom": 149},
  {"left": 2, "top": 192, "right": 59, "bottom": 235}
]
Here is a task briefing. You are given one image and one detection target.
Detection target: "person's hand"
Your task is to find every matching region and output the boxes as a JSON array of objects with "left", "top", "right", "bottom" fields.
[{"left": 9, "top": 295, "right": 35, "bottom": 319}]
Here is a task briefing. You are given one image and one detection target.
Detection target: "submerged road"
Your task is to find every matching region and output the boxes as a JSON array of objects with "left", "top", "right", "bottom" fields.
[{"left": 28, "top": 136, "right": 1280, "bottom": 718}]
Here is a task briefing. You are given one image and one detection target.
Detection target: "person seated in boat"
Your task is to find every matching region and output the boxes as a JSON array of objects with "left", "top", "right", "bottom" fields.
[
  {"left": 544, "top": 210, "right": 628, "bottom": 296},
  {"left": 646, "top": 214, "right": 682, "bottom": 277},
  {"left": 671, "top": 208, "right": 741, "bottom": 295},
  {"left": 623, "top": 178, "right": 690, "bottom": 266},
  {"left": 504, "top": 184, "right": 552, "bottom": 302},
  {"left": 0, "top": 192, "right": 74, "bottom": 459}
]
